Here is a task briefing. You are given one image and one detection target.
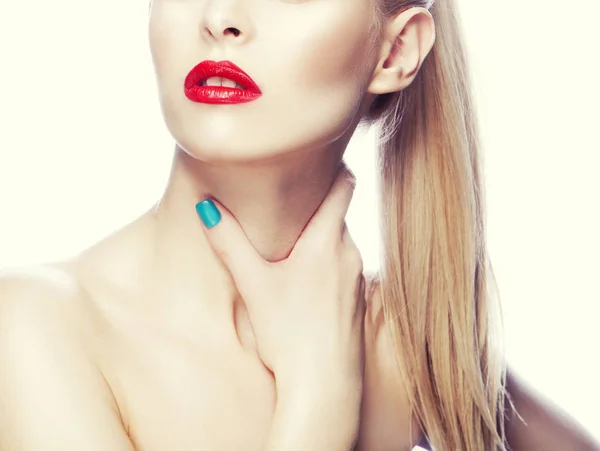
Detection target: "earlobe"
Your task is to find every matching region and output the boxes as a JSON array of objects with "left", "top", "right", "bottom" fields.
[
  {"left": 366, "top": 66, "right": 406, "bottom": 95},
  {"left": 366, "top": 7, "right": 436, "bottom": 95}
]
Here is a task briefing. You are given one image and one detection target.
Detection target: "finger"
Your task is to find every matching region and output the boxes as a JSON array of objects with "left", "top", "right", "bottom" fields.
[
  {"left": 342, "top": 225, "right": 364, "bottom": 273},
  {"left": 195, "top": 198, "right": 268, "bottom": 293},
  {"left": 298, "top": 163, "right": 357, "bottom": 246}
]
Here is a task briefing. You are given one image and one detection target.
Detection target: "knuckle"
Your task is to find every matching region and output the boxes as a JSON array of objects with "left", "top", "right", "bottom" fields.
[
  {"left": 345, "top": 245, "right": 364, "bottom": 275},
  {"left": 338, "top": 162, "right": 356, "bottom": 185},
  {"left": 340, "top": 229, "right": 363, "bottom": 272},
  {"left": 294, "top": 232, "right": 332, "bottom": 262},
  {"left": 341, "top": 221, "right": 352, "bottom": 243},
  {"left": 346, "top": 172, "right": 357, "bottom": 190},
  {"left": 317, "top": 225, "right": 344, "bottom": 252}
]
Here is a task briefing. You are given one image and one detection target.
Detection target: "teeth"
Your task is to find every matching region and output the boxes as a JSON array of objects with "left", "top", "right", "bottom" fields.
[{"left": 201, "top": 77, "right": 246, "bottom": 90}]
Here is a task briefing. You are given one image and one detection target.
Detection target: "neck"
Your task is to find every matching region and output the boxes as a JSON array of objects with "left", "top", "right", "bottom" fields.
[{"left": 145, "top": 143, "right": 347, "bottom": 319}]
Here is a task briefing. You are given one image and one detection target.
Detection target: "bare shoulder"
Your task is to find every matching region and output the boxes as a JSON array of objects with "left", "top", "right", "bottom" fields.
[
  {"left": 0, "top": 263, "right": 89, "bottom": 315},
  {"left": 357, "top": 271, "right": 423, "bottom": 451},
  {"left": 0, "top": 264, "right": 104, "bottom": 352},
  {"left": 0, "top": 264, "right": 134, "bottom": 450}
]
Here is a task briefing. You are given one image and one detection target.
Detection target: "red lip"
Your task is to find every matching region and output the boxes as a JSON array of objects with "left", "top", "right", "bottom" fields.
[{"left": 184, "top": 60, "right": 262, "bottom": 104}]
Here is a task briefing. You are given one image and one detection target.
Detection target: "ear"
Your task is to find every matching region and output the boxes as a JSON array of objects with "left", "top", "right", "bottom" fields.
[{"left": 367, "top": 7, "right": 436, "bottom": 95}]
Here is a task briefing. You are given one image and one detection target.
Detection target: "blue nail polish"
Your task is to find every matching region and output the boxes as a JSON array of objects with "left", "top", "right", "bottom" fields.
[{"left": 195, "top": 199, "right": 221, "bottom": 228}]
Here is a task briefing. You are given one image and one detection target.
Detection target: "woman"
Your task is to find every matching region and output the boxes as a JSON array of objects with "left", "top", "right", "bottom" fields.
[{"left": 0, "top": 0, "right": 597, "bottom": 449}]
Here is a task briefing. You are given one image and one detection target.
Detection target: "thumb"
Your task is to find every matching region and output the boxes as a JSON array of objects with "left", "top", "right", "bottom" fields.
[{"left": 195, "top": 198, "right": 267, "bottom": 292}]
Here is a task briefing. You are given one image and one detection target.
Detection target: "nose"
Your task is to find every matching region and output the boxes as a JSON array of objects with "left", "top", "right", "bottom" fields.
[{"left": 201, "top": 0, "right": 252, "bottom": 45}]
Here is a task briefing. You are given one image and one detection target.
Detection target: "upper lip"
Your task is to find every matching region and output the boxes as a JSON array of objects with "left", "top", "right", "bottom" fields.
[{"left": 184, "top": 60, "right": 261, "bottom": 93}]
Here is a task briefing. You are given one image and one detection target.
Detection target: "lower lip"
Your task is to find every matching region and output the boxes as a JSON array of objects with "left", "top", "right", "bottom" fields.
[{"left": 184, "top": 85, "right": 261, "bottom": 104}]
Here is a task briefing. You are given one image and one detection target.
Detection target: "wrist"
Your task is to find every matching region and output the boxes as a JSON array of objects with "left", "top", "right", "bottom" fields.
[
  {"left": 274, "top": 380, "right": 362, "bottom": 446},
  {"left": 275, "top": 371, "right": 363, "bottom": 416},
  {"left": 265, "top": 383, "right": 362, "bottom": 451}
]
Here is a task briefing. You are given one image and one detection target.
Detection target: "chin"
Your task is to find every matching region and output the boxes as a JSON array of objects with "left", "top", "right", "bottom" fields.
[
  {"left": 172, "top": 131, "right": 292, "bottom": 164},
  {"left": 161, "top": 99, "right": 356, "bottom": 165}
]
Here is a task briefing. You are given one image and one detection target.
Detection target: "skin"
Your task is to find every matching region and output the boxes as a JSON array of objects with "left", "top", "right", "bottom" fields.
[
  {"left": 0, "top": 0, "right": 598, "bottom": 449},
  {"left": 0, "top": 2, "right": 431, "bottom": 450}
]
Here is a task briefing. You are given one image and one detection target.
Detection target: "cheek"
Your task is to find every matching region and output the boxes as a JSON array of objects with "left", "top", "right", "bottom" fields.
[
  {"left": 148, "top": 6, "right": 192, "bottom": 94},
  {"left": 307, "top": 31, "right": 373, "bottom": 89},
  {"left": 293, "top": 2, "right": 376, "bottom": 89},
  {"left": 270, "top": 12, "right": 375, "bottom": 132},
  {"left": 271, "top": 17, "right": 375, "bottom": 139}
]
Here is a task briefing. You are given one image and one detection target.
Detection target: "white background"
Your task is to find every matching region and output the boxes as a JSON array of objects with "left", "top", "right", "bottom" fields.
[{"left": 1, "top": 0, "right": 599, "bottom": 444}]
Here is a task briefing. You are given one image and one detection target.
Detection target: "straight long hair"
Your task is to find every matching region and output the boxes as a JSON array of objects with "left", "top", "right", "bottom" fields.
[{"left": 362, "top": 1, "right": 511, "bottom": 449}]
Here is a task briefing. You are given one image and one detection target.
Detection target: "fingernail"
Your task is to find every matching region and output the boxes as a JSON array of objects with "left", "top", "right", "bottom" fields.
[{"left": 195, "top": 199, "right": 221, "bottom": 229}]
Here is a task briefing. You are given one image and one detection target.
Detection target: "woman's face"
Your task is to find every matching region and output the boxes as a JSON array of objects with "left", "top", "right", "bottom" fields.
[{"left": 149, "top": 0, "right": 381, "bottom": 162}]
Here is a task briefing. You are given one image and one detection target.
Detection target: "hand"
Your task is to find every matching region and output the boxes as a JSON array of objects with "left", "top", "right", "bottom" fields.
[{"left": 195, "top": 164, "right": 366, "bottom": 392}]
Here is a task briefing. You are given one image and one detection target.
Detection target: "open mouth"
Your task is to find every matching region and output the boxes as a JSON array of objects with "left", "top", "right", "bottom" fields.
[
  {"left": 198, "top": 77, "right": 247, "bottom": 90},
  {"left": 183, "top": 60, "right": 261, "bottom": 103}
]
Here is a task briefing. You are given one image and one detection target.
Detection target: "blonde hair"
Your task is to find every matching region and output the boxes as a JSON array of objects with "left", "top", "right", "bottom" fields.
[{"left": 363, "top": 1, "right": 511, "bottom": 449}]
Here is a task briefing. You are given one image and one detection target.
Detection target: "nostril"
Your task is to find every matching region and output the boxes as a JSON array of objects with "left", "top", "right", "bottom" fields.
[{"left": 225, "top": 27, "right": 241, "bottom": 37}]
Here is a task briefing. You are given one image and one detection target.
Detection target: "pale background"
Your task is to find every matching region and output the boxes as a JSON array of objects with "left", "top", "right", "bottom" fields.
[{"left": 1, "top": 0, "right": 598, "bottom": 444}]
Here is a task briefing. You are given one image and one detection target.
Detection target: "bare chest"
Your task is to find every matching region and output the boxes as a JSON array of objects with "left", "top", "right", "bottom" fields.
[
  {"left": 90, "top": 288, "right": 415, "bottom": 451},
  {"left": 104, "top": 328, "right": 276, "bottom": 451}
]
